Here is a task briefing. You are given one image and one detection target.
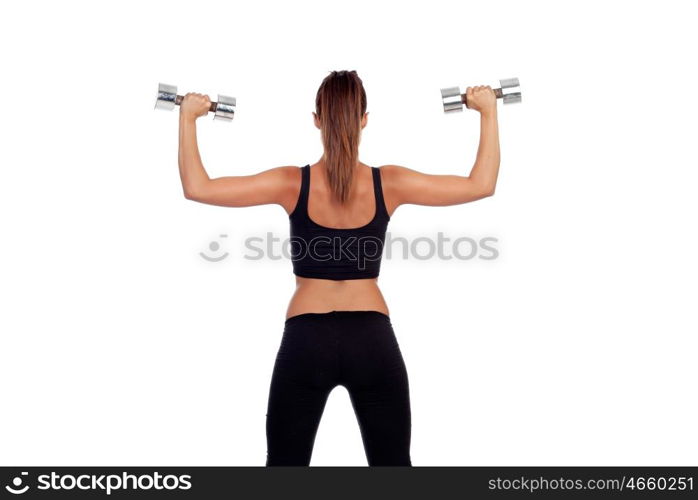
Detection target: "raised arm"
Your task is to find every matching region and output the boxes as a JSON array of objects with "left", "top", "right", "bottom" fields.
[
  {"left": 381, "top": 85, "right": 500, "bottom": 214},
  {"left": 177, "top": 93, "right": 298, "bottom": 211}
]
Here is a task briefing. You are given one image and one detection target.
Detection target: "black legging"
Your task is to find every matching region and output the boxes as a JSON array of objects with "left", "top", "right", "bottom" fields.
[{"left": 265, "top": 310, "right": 412, "bottom": 466}]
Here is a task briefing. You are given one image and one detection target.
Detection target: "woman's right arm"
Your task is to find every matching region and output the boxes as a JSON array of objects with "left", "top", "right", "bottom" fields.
[
  {"left": 177, "top": 93, "right": 299, "bottom": 212},
  {"left": 381, "top": 85, "right": 500, "bottom": 214}
]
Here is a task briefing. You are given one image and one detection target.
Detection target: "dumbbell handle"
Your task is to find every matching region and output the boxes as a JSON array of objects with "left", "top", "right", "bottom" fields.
[
  {"left": 173, "top": 94, "right": 220, "bottom": 113},
  {"left": 459, "top": 87, "right": 505, "bottom": 107}
]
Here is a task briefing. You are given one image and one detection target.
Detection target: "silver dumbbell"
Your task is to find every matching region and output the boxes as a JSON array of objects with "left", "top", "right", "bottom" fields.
[
  {"left": 154, "top": 82, "right": 236, "bottom": 121},
  {"left": 440, "top": 77, "right": 521, "bottom": 113}
]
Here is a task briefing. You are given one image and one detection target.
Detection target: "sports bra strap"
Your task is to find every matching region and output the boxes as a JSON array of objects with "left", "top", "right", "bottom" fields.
[
  {"left": 371, "top": 167, "right": 390, "bottom": 219},
  {"left": 298, "top": 164, "right": 310, "bottom": 214}
]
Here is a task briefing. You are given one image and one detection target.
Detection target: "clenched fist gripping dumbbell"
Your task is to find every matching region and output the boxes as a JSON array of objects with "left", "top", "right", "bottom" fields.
[
  {"left": 441, "top": 77, "right": 521, "bottom": 113},
  {"left": 154, "top": 82, "right": 236, "bottom": 121}
]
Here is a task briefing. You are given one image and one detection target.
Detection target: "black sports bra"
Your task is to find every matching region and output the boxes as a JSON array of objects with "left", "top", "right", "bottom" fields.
[{"left": 289, "top": 164, "right": 390, "bottom": 280}]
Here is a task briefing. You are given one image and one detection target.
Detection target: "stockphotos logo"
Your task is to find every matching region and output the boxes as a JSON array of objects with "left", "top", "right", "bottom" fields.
[
  {"left": 3, "top": 471, "right": 192, "bottom": 496},
  {"left": 5, "top": 472, "right": 29, "bottom": 494}
]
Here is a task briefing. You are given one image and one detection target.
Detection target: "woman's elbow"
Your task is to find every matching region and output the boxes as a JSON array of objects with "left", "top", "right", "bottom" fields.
[
  {"left": 466, "top": 175, "right": 496, "bottom": 200},
  {"left": 182, "top": 179, "right": 213, "bottom": 201},
  {"left": 183, "top": 185, "right": 204, "bottom": 201},
  {"left": 183, "top": 187, "right": 195, "bottom": 200},
  {"left": 474, "top": 181, "right": 495, "bottom": 199}
]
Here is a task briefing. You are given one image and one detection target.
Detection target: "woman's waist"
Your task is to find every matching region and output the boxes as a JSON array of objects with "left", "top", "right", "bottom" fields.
[{"left": 287, "top": 277, "right": 389, "bottom": 319}]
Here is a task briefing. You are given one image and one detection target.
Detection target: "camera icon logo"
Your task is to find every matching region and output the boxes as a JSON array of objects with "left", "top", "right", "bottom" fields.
[
  {"left": 200, "top": 233, "right": 229, "bottom": 262},
  {"left": 5, "top": 472, "right": 29, "bottom": 494}
]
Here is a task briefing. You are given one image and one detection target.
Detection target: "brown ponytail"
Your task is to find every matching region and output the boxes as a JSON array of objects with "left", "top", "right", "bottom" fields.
[{"left": 315, "top": 70, "right": 367, "bottom": 204}]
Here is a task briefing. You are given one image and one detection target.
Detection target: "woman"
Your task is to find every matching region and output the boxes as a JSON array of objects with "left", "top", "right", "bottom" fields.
[{"left": 177, "top": 70, "right": 499, "bottom": 466}]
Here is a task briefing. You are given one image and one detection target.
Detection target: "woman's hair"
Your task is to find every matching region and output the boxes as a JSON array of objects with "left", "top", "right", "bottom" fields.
[{"left": 315, "top": 70, "right": 367, "bottom": 204}]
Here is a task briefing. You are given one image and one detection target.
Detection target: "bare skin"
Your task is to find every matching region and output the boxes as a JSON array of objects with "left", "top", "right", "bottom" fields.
[{"left": 177, "top": 86, "right": 500, "bottom": 319}]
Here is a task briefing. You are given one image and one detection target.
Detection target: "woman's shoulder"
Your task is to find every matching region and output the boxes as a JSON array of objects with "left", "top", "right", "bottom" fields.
[
  {"left": 252, "top": 165, "right": 303, "bottom": 190},
  {"left": 376, "top": 164, "right": 411, "bottom": 174},
  {"left": 253, "top": 166, "right": 304, "bottom": 213},
  {"left": 376, "top": 164, "right": 414, "bottom": 186}
]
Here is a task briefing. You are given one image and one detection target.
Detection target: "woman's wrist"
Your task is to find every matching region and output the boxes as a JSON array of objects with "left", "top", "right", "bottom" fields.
[
  {"left": 480, "top": 108, "right": 498, "bottom": 120},
  {"left": 179, "top": 113, "right": 197, "bottom": 126}
]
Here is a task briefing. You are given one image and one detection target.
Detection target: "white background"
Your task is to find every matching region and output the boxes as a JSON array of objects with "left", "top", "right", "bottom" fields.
[{"left": 1, "top": 0, "right": 696, "bottom": 466}]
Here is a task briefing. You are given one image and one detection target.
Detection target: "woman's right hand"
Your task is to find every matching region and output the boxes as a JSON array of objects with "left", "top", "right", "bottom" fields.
[
  {"left": 180, "top": 92, "right": 211, "bottom": 121},
  {"left": 465, "top": 85, "right": 496, "bottom": 116}
]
